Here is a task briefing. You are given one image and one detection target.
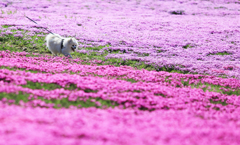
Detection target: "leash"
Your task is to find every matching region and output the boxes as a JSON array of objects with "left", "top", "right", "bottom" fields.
[
  {"left": 25, "top": 16, "right": 54, "bottom": 35},
  {"left": 26, "top": 16, "right": 64, "bottom": 51}
]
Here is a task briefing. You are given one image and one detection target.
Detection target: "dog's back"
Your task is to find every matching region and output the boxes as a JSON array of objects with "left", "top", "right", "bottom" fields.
[{"left": 45, "top": 34, "right": 62, "bottom": 55}]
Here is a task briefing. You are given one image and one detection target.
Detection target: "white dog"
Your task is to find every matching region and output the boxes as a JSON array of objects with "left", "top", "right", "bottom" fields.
[{"left": 45, "top": 34, "right": 78, "bottom": 58}]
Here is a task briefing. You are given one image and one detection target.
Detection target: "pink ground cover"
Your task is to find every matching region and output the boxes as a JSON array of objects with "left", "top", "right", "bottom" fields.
[
  {"left": 0, "top": 104, "right": 240, "bottom": 145},
  {"left": 0, "top": 0, "right": 240, "bottom": 144},
  {"left": 0, "top": 51, "right": 239, "bottom": 144}
]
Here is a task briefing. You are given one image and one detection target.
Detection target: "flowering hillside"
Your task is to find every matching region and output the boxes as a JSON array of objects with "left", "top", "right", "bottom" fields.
[{"left": 0, "top": 0, "right": 240, "bottom": 144}]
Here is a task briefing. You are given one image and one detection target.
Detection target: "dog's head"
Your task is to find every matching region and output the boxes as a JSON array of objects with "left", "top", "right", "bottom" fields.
[{"left": 68, "top": 38, "right": 78, "bottom": 52}]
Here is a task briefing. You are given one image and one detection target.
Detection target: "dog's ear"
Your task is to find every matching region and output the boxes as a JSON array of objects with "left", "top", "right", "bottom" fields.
[{"left": 69, "top": 38, "right": 73, "bottom": 42}]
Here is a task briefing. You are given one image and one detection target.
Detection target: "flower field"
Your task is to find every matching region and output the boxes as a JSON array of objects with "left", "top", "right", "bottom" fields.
[{"left": 0, "top": 0, "right": 240, "bottom": 144}]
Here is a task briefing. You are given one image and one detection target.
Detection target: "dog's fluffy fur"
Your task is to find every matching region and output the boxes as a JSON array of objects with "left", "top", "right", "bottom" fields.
[{"left": 45, "top": 34, "right": 78, "bottom": 58}]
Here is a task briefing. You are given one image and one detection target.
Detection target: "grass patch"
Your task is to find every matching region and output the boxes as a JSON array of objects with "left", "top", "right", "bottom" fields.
[
  {"left": 126, "top": 78, "right": 138, "bottom": 83},
  {"left": 154, "top": 93, "right": 167, "bottom": 98},
  {"left": 0, "top": 66, "right": 43, "bottom": 73},
  {"left": 41, "top": 97, "right": 117, "bottom": 109},
  {"left": 22, "top": 81, "right": 78, "bottom": 90},
  {"left": 179, "top": 78, "right": 240, "bottom": 96},
  {"left": 210, "top": 99, "right": 228, "bottom": 106},
  {"left": 0, "top": 92, "right": 30, "bottom": 104},
  {"left": 183, "top": 44, "right": 193, "bottom": 49},
  {"left": 0, "top": 77, "right": 98, "bottom": 92},
  {"left": 207, "top": 51, "right": 232, "bottom": 56},
  {"left": 71, "top": 51, "right": 107, "bottom": 61},
  {"left": 0, "top": 92, "right": 118, "bottom": 109},
  {"left": 0, "top": 25, "right": 49, "bottom": 54},
  {"left": 214, "top": 6, "right": 227, "bottom": 9},
  {"left": 84, "top": 44, "right": 110, "bottom": 51}
]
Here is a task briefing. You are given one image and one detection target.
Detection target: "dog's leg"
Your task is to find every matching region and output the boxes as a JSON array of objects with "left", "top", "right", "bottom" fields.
[{"left": 52, "top": 52, "right": 57, "bottom": 57}]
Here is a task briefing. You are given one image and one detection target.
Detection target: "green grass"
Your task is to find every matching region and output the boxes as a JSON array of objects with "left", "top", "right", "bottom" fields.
[
  {"left": 0, "top": 73, "right": 119, "bottom": 109},
  {"left": 84, "top": 44, "right": 110, "bottom": 51},
  {"left": 0, "top": 76, "right": 99, "bottom": 92},
  {"left": 125, "top": 78, "right": 138, "bottom": 83},
  {"left": 214, "top": 6, "right": 227, "bottom": 9},
  {"left": 183, "top": 44, "right": 193, "bottom": 49},
  {"left": 210, "top": 99, "right": 228, "bottom": 106},
  {"left": 0, "top": 25, "right": 48, "bottom": 54},
  {"left": 71, "top": 50, "right": 162, "bottom": 71},
  {"left": 0, "top": 92, "right": 118, "bottom": 109},
  {"left": 40, "top": 97, "right": 118, "bottom": 109},
  {"left": 0, "top": 92, "right": 30, "bottom": 104},
  {"left": 207, "top": 51, "right": 232, "bottom": 56},
  {"left": 0, "top": 66, "right": 41, "bottom": 73},
  {"left": 180, "top": 78, "right": 240, "bottom": 96},
  {"left": 22, "top": 81, "right": 78, "bottom": 90}
]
